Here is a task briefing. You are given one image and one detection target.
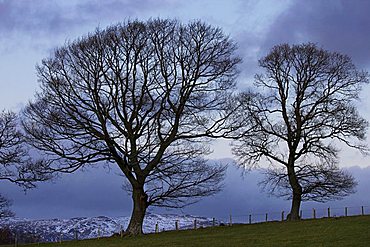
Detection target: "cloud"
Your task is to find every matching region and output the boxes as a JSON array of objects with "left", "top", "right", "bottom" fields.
[
  {"left": 0, "top": 1, "right": 79, "bottom": 36},
  {"left": 0, "top": 0, "right": 182, "bottom": 34},
  {"left": 75, "top": 0, "right": 182, "bottom": 20},
  {"left": 261, "top": 0, "right": 370, "bottom": 68},
  {"left": 224, "top": 0, "right": 293, "bottom": 86},
  {"left": 3, "top": 159, "right": 370, "bottom": 221},
  {"left": 0, "top": 0, "right": 182, "bottom": 49},
  {"left": 1, "top": 165, "right": 132, "bottom": 219}
]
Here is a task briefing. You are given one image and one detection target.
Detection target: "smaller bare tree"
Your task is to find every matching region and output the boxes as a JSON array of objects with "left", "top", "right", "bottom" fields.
[
  {"left": 0, "top": 194, "right": 14, "bottom": 218},
  {"left": 0, "top": 110, "right": 49, "bottom": 188},
  {"left": 0, "top": 110, "right": 50, "bottom": 217},
  {"left": 231, "top": 43, "right": 368, "bottom": 220}
]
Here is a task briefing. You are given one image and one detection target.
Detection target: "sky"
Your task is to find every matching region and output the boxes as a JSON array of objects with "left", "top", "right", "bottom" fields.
[{"left": 1, "top": 0, "right": 370, "bottom": 219}]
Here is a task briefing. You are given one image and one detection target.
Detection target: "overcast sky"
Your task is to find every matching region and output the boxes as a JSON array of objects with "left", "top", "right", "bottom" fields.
[
  {"left": 1, "top": 0, "right": 370, "bottom": 219},
  {"left": 3, "top": 161, "right": 370, "bottom": 220}
]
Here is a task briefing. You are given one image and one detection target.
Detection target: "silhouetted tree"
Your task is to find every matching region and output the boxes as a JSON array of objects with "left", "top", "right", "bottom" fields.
[
  {"left": 0, "top": 226, "right": 41, "bottom": 245},
  {"left": 0, "top": 110, "right": 49, "bottom": 188},
  {"left": 0, "top": 194, "right": 14, "bottom": 218},
  {"left": 0, "top": 110, "right": 50, "bottom": 218},
  {"left": 0, "top": 227, "right": 14, "bottom": 245},
  {"left": 23, "top": 19, "right": 240, "bottom": 235},
  {"left": 231, "top": 43, "right": 368, "bottom": 220}
]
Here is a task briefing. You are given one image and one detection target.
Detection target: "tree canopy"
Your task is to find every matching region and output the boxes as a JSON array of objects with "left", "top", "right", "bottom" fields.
[
  {"left": 0, "top": 110, "right": 49, "bottom": 188},
  {"left": 231, "top": 43, "right": 368, "bottom": 220},
  {"left": 23, "top": 19, "right": 241, "bottom": 235},
  {"left": 0, "top": 110, "right": 50, "bottom": 218}
]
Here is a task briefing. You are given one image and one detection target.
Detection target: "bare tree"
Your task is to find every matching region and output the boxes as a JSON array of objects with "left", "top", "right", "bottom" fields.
[
  {"left": 231, "top": 43, "right": 368, "bottom": 220},
  {"left": 0, "top": 110, "right": 50, "bottom": 217},
  {"left": 22, "top": 19, "right": 240, "bottom": 235},
  {"left": 0, "top": 110, "right": 49, "bottom": 188},
  {"left": 0, "top": 194, "right": 14, "bottom": 218}
]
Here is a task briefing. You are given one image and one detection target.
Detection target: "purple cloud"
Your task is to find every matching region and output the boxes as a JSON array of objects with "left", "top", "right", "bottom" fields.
[
  {"left": 0, "top": 0, "right": 182, "bottom": 40},
  {"left": 261, "top": 0, "right": 370, "bottom": 68},
  {"left": 3, "top": 159, "right": 370, "bottom": 220}
]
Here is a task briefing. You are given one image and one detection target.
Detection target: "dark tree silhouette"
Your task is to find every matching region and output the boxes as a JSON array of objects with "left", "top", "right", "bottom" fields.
[
  {"left": 231, "top": 43, "right": 368, "bottom": 221},
  {"left": 0, "top": 194, "right": 14, "bottom": 218},
  {"left": 22, "top": 19, "right": 240, "bottom": 235},
  {"left": 0, "top": 110, "right": 49, "bottom": 188},
  {"left": 0, "top": 110, "right": 50, "bottom": 217}
]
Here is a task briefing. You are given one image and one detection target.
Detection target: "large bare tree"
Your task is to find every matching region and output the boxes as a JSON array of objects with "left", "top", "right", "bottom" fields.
[
  {"left": 231, "top": 43, "right": 368, "bottom": 220},
  {"left": 22, "top": 19, "right": 240, "bottom": 235}
]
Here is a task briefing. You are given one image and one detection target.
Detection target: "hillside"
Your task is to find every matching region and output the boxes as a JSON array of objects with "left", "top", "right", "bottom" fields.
[
  {"left": 0, "top": 213, "right": 213, "bottom": 242},
  {"left": 8, "top": 215, "right": 370, "bottom": 247}
]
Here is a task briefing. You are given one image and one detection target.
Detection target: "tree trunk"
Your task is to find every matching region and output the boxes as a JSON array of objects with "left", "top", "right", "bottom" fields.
[
  {"left": 287, "top": 164, "right": 302, "bottom": 221},
  {"left": 126, "top": 186, "right": 148, "bottom": 235},
  {"left": 287, "top": 190, "right": 302, "bottom": 220}
]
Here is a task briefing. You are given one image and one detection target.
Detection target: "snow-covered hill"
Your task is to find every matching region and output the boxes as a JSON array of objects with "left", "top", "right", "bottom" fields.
[{"left": 0, "top": 213, "right": 215, "bottom": 242}]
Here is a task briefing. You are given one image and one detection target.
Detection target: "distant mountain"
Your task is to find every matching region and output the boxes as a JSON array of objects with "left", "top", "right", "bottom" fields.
[{"left": 0, "top": 213, "right": 215, "bottom": 242}]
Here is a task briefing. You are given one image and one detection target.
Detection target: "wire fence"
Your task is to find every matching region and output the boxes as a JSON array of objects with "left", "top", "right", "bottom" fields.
[
  {"left": 213, "top": 205, "right": 370, "bottom": 226},
  {"left": 2, "top": 205, "right": 369, "bottom": 245}
]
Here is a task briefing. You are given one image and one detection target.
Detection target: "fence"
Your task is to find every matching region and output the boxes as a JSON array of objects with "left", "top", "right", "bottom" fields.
[
  {"left": 209, "top": 205, "right": 370, "bottom": 227},
  {"left": 3, "top": 205, "right": 370, "bottom": 245},
  {"left": 153, "top": 205, "right": 370, "bottom": 232}
]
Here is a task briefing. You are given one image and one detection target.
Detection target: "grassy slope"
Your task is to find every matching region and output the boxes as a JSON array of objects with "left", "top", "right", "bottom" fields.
[{"left": 17, "top": 215, "right": 370, "bottom": 247}]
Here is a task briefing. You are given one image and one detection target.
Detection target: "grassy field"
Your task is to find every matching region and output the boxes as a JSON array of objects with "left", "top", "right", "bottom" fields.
[{"left": 13, "top": 215, "right": 370, "bottom": 247}]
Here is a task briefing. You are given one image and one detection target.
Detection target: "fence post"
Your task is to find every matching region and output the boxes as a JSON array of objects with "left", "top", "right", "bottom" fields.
[
  {"left": 120, "top": 225, "right": 123, "bottom": 238},
  {"left": 361, "top": 206, "right": 364, "bottom": 216},
  {"left": 212, "top": 217, "right": 216, "bottom": 227},
  {"left": 175, "top": 220, "right": 179, "bottom": 231},
  {"left": 74, "top": 227, "right": 78, "bottom": 240},
  {"left": 59, "top": 232, "right": 62, "bottom": 243},
  {"left": 265, "top": 213, "right": 268, "bottom": 222},
  {"left": 194, "top": 219, "right": 197, "bottom": 230},
  {"left": 248, "top": 214, "right": 252, "bottom": 224},
  {"left": 345, "top": 207, "right": 348, "bottom": 217},
  {"left": 229, "top": 214, "right": 232, "bottom": 226},
  {"left": 327, "top": 207, "right": 331, "bottom": 218},
  {"left": 155, "top": 222, "right": 159, "bottom": 233},
  {"left": 313, "top": 208, "right": 316, "bottom": 219},
  {"left": 14, "top": 233, "right": 17, "bottom": 247},
  {"left": 281, "top": 211, "right": 284, "bottom": 221}
]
